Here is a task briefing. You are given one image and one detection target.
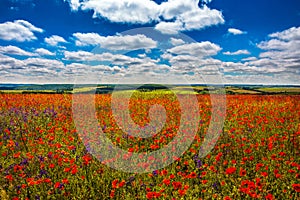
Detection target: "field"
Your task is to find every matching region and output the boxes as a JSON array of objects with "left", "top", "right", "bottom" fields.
[{"left": 0, "top": 91, "right": 299, "bottom": 199}]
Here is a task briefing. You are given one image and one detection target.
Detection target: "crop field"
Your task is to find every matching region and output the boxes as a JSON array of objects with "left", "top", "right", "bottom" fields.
[{"left": 0, "top": 93, "right": 299, "bottom": 200}]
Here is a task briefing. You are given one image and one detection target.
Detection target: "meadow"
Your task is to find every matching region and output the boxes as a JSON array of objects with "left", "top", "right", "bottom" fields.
[{"left": 0, "top": 92, "right": 299, "bottom": 199}]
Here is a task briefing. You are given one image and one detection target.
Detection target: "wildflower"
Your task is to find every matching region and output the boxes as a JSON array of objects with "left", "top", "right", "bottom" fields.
[
  {"left": 239, "top": 168, "right": 246, "bottom": 176},
  {"left": 62, "top": 178, "right": 69, "bottom": 184},
  {"left": 118, "top": 180, "right": 125, "bottom": 188},
  {"left": 261, "top": 172, "right": 268, "bottom": 177},
  {"left": 54, "top": 182, "right": 60, "bottom": 189},
  {"left": 265, "top": 193, "right": 274, "bottom": 200},
  {"left": 110, "top": 190, "right": 115, "bottom": 198},
  {"left": 160, "top": 169, "right": 168, "bottom": 176},
  {"left": 292, "top": 183, "right": 300, "bottom": 192},
  {"left": 5, "top": 174, "right": 13, "bottom": 181},
  {"left": 163, "top": 179, "right": 170, "bottom": 186},
  {"left": 152, "top": 170, "right": 158, "bottom": 176},
  {"left": 172, "top": 181, "right": 182, "bottom": 190},
  {"left": 225, "top": 167, "right": 236, "bottom": 175},
  {"left": 112, "top": 179, "right": 119, "bottom": 189}
]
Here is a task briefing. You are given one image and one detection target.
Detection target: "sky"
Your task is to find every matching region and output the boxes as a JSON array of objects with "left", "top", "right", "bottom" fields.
[{"left": 0, "top": 0, "right": 300, "bottom": 85}]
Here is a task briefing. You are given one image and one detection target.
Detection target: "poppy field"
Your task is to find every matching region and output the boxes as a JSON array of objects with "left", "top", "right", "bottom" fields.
[{"left": 0, "top": 92, "right": 299, "bottom": 199}]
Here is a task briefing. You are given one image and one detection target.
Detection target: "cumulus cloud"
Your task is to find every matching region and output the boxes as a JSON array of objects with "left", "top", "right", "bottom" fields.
[
  {"left": 0, "top": 45, "right": 36, "bottom": 56},
  {"left": 228, "top": 28, "right": 246, "bottom": 35},
  {"left": 72, "top": 33, "right": 102, "bottom": 46},
  {"left": 242, "top": 57, "right": 257, "bottom": 61},
  {"left": 269, "top": 26, "right": 300, "bottom": 41},
  {"left": 155, "top": 5, "right": 224, "bottom": 34},
  {"left": 64, "top": 0, "right": 81, "bottom": 11},
  {"left": 65, "top": 0, "right": 224, "bottom": 34},
  {"left": 34, "top": 48, "right": 55, "bottom": 56},
  {"left": 155, "top": 21, "right": 183, "bottom": 35},
  {"left": 0, "top": 54, "right": 65, "bottom": 81},
  {"left": 23, "top": 57, "right": 65, "bottom": 70},
  {"left": 0, "top": 20, "right": 43, "bottom": 42},
  {"left": 170, "top": 38, "right": 185, "bottom": 46},
  {"left": 223, "top": 50, "right": 250, "bottom": 55},
  {"left": 81, "top": 0, "right": 160, "bottom": 24},
  {"left": 167, "top": 41, "right": 221, "bottom": 57},
  {"left": 257, "top": 26, "right": 300, "bottom": 72},
  {"left": 45, "top": 35, "right": 67, "bottom": 46},
  {"left": 73, "top": 33, "right": 157, "bottom": 50},
  {"left": 64, "top": 50, "right": 158, "bottom": 66}
]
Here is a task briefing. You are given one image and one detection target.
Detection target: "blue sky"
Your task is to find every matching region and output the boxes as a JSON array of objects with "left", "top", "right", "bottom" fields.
[{"left": 0, "top": 0, "right": 299, "bottom": 84}]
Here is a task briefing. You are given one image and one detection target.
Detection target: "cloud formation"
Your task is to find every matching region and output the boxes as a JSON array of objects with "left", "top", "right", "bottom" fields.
[
  {"left": 65, "top": 0, "right": 224, "bottom": 34},
  {"left": 228, "top": 28, "right": 246, "bottom": 35},
  {"left": 45, "top": 35, "right": 67, "bottom": 46},
  {"left": 223, "top": 50, "right": 250, "bottom": 55},
  {"left": 73, "top": 33, "right": 157, "bottom": 50},
  {"left": 256, "top": 26, "right": 300, "bottom": 71},
  {"left": 167, "top": 41, "right": 221, "bottom": 57},
  {"left": 0, "top": 20, "right": 43, "bottom": 42},
  {"left": 0, "top": 45, "right": 35, "bottom": 56},
  {"left": 1, "top": 24, "right": 299, "bottom": 85},
  {"left": 35, "top": 48, "right": 55, "bottom": 56}
]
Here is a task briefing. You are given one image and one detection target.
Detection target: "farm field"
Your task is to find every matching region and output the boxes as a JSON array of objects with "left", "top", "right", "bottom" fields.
[{"left": 0, "top": 92, "right": 299, "bottom": 200}]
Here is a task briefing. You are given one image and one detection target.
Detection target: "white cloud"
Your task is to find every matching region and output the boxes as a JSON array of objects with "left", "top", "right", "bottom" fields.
[
  {"left": 155, "top": 4, "right": 224, "bottom": 34},
  {"left": 0, "top": 20, "right": 43, "bottom": 42},
  {"left": 66, "top": 0, "right": 224, "bottom": 34},
  {"left": 159, "top": 0, "right": 196, "bottom": 20},
  {"left": 257, "top": 26, "right": 300, "bottom": 73},
  {"left": 24, "top": 57, "right": 65, "bottom": 70},
  {"left": 167, "top": 41, "right": 221, "bottom": 57},
  {"left": 0, "top": 45, "right": 36, "bottom": 56},
  {"left": 228, "top": 28, "right": 246, "bottom": 35},
  {"left": 45, "top": 35, "right": 67, "bottom": 46},
  {"left": 72, "top": 32, "right": 102, "bottom": 46},
  {"left": 81, "top": 0, "right": 160, "bottom": 24},
  {"left": 100, "top": 34, "right": 157, "bottom": 51},
  {"left": 0, "top": 54, "right": 24, "bottom": 70},
  {"left": 170, "top": 38, "right": 185, "bottom": 46},
  {"left": 223, "top": 50, "right": 250, "bottom": 55},
  {"left": 258, "top": 39, "right": 300, "bottom": 51},
  {"left": 73, "top": 33, "right": 157, "bottom": 50},
  {"left": 64, "top": 0, "right": 81, "bottom": 11},
  {"left": 269, "top": 26, "right": 300, "bottom": 41},
  {"left": 35, "top": 48, "right": 55, "bottom": 56},
  {"left": 242, "top": 57, "right": 257, "bottom": 61},
  {"left": 178, "top": 5, "right": 224, "bottom": 31},
  {"left": 64, "top": 50, "right": 158, "bottom": 66},
  {"left": 155, "top": 21, "right": 183, "bottom": 35}
]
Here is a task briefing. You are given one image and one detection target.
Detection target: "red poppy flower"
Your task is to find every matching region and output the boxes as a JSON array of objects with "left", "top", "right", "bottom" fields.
[
  {"left": 5, "top": 174, "right": 13, "bottom": 181},
  {"left": 292, "top": 183, "right": 300, "bottom": 192},
  {"left": 160, "top": 169, "right": 168, "bottom": 176},
  {"left": 239, "top": 168, "right": 246, "bottom": 176},
  {"left": 118, "top": 180, "right": 125, "bottom": 188},
  {"left": 226, "top": 167, "right": 236, "bottom": 175},
  {"left": 54, "top": 182, "right": 60, "bottom": 189},
  {"left": 62, "top": 178, "right": 69, "bottom": 184},
  {"left": 261, "top": 172, "right": 268, "bottom": 177},
  {"left": 172, "top": 181, "right": 182, "bottom": 190},
  {"left": 163, "top": 178, "right": 170, "bottom": 186},
  {"left": 178, "top": 189, "right": 186, "bottom": 196},
  {"left": 110, "top": 190, "right": 115, "bottom": 198},
  {"left": 112, "top": 179, "right": 119, "bottom": 189},
  {"left": 265, "top": 193, "right": 274, "bottom": 200}
]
